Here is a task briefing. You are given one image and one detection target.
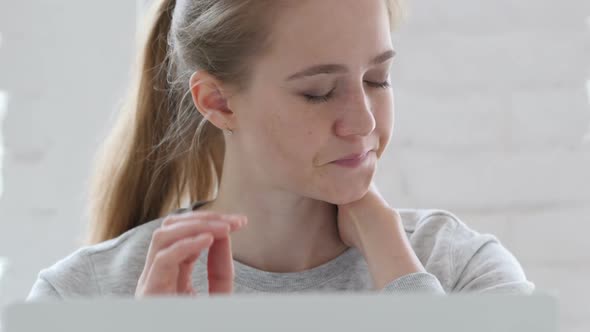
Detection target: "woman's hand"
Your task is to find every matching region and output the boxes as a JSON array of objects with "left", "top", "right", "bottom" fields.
[
  {"left": 336, "top": 181, "right": 397, "bottom": 250},
  {"left": 337, "top": 182, "right": 426, "bottom": 289},
  {"left": 135, "top": 211, "right": 247, "bottom": 297}
]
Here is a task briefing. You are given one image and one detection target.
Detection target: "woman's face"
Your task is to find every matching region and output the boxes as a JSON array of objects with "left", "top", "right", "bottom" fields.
[{"left": 230, "top": 0, "right": 394, "bottom": 204}]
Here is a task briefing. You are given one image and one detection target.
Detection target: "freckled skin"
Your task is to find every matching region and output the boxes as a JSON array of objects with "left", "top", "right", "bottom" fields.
[{"left": 228, "top": 0, "right": 394, "bottom": 205}]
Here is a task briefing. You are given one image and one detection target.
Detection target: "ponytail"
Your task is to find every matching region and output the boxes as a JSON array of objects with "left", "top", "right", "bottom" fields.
[{"left": 84, "top": 0, "right": 220, "bottom": 245}]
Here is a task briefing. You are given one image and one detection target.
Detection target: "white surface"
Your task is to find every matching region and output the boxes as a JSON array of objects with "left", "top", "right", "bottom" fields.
[
  {"left": 0, "top": 90, "right": 7, "bottom": 199},
  {"left": 3, "top": 294, "right": 558, "bottom": 332}
]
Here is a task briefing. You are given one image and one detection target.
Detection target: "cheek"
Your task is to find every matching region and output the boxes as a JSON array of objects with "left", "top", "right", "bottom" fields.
[
  {"left": 374, "top": 97, "right": 394, "bottom": 158},
  {"left": 251, "top": 106, "right": 312, "bottom": 169}
]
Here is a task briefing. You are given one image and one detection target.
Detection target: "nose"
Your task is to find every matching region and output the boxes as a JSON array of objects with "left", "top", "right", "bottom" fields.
[{"left": 333, "top": 87, "right": 376, "bottom": 138}]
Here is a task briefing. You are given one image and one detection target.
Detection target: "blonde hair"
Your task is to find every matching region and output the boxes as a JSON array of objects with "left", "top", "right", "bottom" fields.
[{"left": 84, "top": 0, "right": 404, "bottom": 245}]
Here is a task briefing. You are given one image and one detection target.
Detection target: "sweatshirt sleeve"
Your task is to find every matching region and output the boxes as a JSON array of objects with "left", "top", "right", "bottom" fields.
[
  {"left": 380, "top": 272, "right": 446, "bottom": 294},
  {"left": 25, "top": 249, "right": 101, "bottom": 301},
  {"left": 449, "top": 221, "right": 536, "bottom": 294},
  {"left": 26, "top": 275, "right": 62, "bottom": 301},
  {"left": 379, "top": 210, "right": 534, "bottom": 295}
]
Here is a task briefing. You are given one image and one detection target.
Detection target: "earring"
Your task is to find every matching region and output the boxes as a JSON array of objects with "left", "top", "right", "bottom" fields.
[{"left": 224, "top": 121, "right": 233, "bottom": 135}]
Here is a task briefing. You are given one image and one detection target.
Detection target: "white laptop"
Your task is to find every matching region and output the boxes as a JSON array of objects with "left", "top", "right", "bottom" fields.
[{"left": 2, "top": 293, "right": 557, "bottom": 332}]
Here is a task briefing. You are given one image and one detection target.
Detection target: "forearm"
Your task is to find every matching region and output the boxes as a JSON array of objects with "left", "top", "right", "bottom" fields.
[{"left": 356, "top": 209, "right": 426, "bottom": 290}]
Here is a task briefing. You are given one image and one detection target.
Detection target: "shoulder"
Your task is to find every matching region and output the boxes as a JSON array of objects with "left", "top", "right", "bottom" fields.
[
  {"left": 398, "top": 208, "right": 468, "bottom": 257},
  {"left": 27, "top": 207, "right": 192, "bottom": 300},
  {"left": 397, "top": 208, "right": 534, "bottom": 293},
  {"left": 398, "top": 208, "right": 463, "bottom": 235},
  {"left": 398, "top": 208, "right": 492, "bottom": 248},
  {"left": 397, "top": 208, "right": 465, "bottom": 274}
]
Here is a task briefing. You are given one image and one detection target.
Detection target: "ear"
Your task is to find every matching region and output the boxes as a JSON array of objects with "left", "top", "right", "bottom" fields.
[{"left": 189, "top": 70, "right": 235, "bottom": 132}]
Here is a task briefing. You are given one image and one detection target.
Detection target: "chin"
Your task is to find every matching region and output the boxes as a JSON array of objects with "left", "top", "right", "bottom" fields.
[
  {"left": 306, "top": 163, "right": 376, "bottom": 204},
  {"left": 319, "top": 180, "right": 372, "bottom": 205}
]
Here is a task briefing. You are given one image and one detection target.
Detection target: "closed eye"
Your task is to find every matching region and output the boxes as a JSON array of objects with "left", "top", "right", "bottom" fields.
[
  {"left": 366, "top": 80, "right": 391, "bottom": 89},
  {"left": 303, "top": 80, "right": 391, "bottom": 104},
  {"left": 303, "top": 88, "right": 336, "bottom": 104}
]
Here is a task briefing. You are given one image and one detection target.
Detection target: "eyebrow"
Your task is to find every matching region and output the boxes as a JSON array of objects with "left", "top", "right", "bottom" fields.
[{"left": 285, "top": 49, "right": 396, "bottom": 81}]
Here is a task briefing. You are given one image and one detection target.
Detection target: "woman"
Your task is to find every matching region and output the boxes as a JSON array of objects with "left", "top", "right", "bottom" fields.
[{"left": 27, "top": 0, "right": 534, "bottom": 299}]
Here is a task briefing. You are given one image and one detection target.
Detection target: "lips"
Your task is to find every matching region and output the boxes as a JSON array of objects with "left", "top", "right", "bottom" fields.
[{"left": 334, "top": 150, "right": 370, "bottom": 162}]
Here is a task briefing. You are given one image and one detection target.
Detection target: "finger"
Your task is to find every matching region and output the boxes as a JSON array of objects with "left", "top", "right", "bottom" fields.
[
  {"left": 145, "top": 233, "right": 214, "bottom": 294},
  {"left": 207, "top": 236, "right": 234, "bottom": 294},
  {"left": 177, "top": 252, "right": 201, "bottom": 294},
  {"left": 146, "top": 220, "right": 236, "bottom": 269},
  {"left": 162, "top": 211, "right": 245, "bottom": 229}
]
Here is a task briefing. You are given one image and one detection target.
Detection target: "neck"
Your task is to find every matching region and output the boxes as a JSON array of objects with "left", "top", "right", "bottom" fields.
[{"left": 198, "top": 173, "right": 349, "bottom": 273}]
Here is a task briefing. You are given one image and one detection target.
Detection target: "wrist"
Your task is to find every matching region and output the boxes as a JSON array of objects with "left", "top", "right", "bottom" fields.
[
  {"left": 356, "top": 207, "right": 404, "bottom": 253},
  {"left": 357, "top": 211, "right": 425, "bottom": 290}
]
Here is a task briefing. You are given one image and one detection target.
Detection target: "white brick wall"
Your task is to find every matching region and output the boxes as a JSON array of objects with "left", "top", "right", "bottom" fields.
[
  {"left": 378, "top": 148, "right": 590, "bottom": 210},
  {"left": 0, "top": 0, "right": 589, "bottom": 331},
  {"left": 0, "top": 0, "right": 137, "bottom": 317}
]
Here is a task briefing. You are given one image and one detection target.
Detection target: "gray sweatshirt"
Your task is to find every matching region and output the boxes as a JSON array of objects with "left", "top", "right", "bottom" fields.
[{"left": 26, "top": 201, "right": 535, "bottom": 300}]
